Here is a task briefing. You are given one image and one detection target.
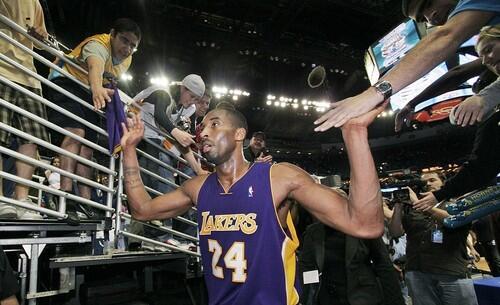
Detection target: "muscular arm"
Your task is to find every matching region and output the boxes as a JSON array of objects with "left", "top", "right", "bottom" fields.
[
  {"left": 272, "top": 128, "right": 383, "bottom": 238},
  {"left": 122, "top": 148, "right": 199, "bottom": 221}
]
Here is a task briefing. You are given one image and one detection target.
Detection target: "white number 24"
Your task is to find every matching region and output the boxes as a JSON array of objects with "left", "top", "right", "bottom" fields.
[{"left": 208, "top": 239, "right": 247, "bottom": 283}]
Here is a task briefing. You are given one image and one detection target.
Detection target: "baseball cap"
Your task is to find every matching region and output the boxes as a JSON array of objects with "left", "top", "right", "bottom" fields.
[
  {"left": 182, "top": 74, "right": 205, "bottom": 98},
  {"left": 252, "top": 131, "right": 266, "bottom": 141}
]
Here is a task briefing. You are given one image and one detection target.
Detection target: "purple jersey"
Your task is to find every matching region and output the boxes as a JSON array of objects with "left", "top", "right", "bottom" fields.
[{"left": 198, "top": 162, "right": 300, "bottom": 305}]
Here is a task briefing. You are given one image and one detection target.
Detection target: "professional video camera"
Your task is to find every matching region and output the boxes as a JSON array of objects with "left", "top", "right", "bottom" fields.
[{"left": 381, "top": 173, "right": 427, "bottom": 209}]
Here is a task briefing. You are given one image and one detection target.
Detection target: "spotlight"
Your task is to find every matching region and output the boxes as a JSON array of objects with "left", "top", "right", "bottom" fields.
[
  {"left": 232, "top": 95, "right": 238, "bottom": 101},
  {"left": 266, "top": 100, "right": 272, "bottom": 105},
  {"left": 121, "top": 73, "right": 133, "bottom": 81},
  {"left": 280, "top": 102, "right": 286, "bottom": 107},
  {"left": 274, "top": 101, "right": 280, "bottom": 107},
  {"left": 150, "top": 76, "right": 169, "bottom": 86}
]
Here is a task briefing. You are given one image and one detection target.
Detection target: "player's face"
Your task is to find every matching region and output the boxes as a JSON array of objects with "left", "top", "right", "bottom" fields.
[
  {"left": 477, "top": 37, "right": 500, "bottom": 76},
  {"left": 110, "top": 31, "right": 139, "bottom": 62},
  {"left": 421, "top": 173, "right": 443, "bottom": 192},
  {"left": 199, "top": 111, "right": 238, "bottom": 165}
]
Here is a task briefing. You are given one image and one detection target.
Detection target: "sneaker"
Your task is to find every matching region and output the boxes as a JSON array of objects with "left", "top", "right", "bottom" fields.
[
  {"left": 64, "top": 196, "right": 80, "bottom": 226},
  {"left": 141, "top": 243, "right": 156, "bottom": 252},
  {"left": 16, "top": 198, "right": 43, "bottom": 220},
  {"left": 0, "top": 204, "right": 17, "bottom": 219}
]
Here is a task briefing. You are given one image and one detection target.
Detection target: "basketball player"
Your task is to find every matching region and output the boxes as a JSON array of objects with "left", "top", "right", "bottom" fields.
[{"left": 121, "top": 103, "right": 386, "bottom": 305}]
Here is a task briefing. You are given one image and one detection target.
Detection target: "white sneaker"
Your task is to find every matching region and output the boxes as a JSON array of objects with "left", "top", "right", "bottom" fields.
[
  {"left": 16, "top": 198, "right": 43, "bottom": 220},
  {"left": 0, "top": 204, "right": 17, "bottom": 219}
]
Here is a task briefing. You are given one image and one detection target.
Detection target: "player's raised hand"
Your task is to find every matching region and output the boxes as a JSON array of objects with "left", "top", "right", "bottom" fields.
[
  {"left": 314, "top": 90, "right": 383, "bottom": 131},
  {"left": 341, "top": 101, "right": 389, "bottom": 130},
  {"left": 121, "top": 113, "right": 144, "bottom": 151}
]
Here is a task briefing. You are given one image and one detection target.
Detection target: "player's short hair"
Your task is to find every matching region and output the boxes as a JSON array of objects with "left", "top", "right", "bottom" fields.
[
  {"left": 214, "top": 108, "right": 248, "bottom": 134},
  {"left": 215, "top": 101, "right": 235, "bottom": 110}
]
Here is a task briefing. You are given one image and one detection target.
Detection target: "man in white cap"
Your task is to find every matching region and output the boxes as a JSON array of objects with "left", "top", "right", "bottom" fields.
[
  {"left": 157, "top": 74, "right": 206, "bottom": 147},
  {"left": 127, "top": 74, "right": 205, "bottom": 250}
]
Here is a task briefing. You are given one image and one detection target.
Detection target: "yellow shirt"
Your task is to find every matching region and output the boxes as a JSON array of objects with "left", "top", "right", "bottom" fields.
[
  {"left": 59, "top": 33, "right": 132, "bottom": 86},
  {"left": 0, "top": 0, "right": 46, "bottom": 89}
]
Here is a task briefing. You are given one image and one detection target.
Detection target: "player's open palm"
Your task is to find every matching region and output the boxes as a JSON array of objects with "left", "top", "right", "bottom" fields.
[
  {"left": 341, "top": 101, "right": 389, "bottom": 130},
  {"left": 121, "top": 113, "right": 144, "bottom": 150},
  {"left": 314, "top": 92, "right": 378, "bottom": 131}
]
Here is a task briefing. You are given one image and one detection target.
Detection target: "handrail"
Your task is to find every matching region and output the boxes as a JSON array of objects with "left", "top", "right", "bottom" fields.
[{"left": 0, "top": 122, "right": 114, "bottom": 175}]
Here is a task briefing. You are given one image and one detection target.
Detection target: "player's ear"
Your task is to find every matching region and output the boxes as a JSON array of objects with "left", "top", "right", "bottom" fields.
[{"left": 235, "top": 128, "right": 246, "bottom": 142}]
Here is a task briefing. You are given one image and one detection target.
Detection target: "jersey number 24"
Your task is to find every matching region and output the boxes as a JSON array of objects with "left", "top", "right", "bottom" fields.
[{"left": 208, "top": 239, "right": 247, "bottom": 283}]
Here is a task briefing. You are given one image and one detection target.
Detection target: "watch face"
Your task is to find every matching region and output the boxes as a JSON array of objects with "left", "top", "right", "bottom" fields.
[{"left": 378, "top": 82, "right": 391, "bottom": 93}]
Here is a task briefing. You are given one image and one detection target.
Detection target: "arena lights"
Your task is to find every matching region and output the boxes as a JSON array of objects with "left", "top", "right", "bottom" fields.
[
  {"left": 377, "top": 110, "right": 395, "bottom": 118},
  {"left": 212, "top": 86, "right": 250, "bottom": 100},
  {"left": 120, "top": 73, "right": 133, "bottom": 81},
  {"left": 266, "top": 94, "right": 329, "bottom": 112},
  {"left": 150, "top": 76, "right": 169, "bottom": 87}
]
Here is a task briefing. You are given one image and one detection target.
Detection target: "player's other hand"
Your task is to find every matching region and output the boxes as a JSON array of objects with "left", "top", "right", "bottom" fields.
[
  {"left": 314, "top": 90, "right": 383, "bottom": 131},
  {"left": 121, "top": 113, "right": 144, "bottom": 151}
]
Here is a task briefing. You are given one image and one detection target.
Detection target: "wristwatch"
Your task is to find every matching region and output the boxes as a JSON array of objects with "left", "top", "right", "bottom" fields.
[{"left": 373, "top": 80, "right": 392, "bottom": 100}]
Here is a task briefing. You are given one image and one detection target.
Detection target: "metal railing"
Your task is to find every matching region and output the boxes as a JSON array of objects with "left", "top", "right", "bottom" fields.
[{"left": 0, "top": 13, "right": 202, "bottom": 303}]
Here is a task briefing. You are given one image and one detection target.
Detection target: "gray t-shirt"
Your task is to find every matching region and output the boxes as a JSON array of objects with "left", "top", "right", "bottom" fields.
[{"left": 79, "top": 41, "right": 109, "bottom": 64}]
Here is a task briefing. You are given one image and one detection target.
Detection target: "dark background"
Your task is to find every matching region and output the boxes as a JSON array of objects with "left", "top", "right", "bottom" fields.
[{"left": 40, "top": 0, "right": 477, "bottom": 176}]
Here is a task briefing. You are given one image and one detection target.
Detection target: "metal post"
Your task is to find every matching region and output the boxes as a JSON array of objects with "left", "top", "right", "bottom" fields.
[{"left": 28, "top": 244, "right": 39, "bottom": 305}]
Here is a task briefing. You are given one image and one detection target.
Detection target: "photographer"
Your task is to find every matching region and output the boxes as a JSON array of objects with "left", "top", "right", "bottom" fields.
[
  {"left": 388, "top": 172, "right": 477, "bottom": 305},
  {"left": 127, "top": 76, "right": 205, "bottom": 250}
]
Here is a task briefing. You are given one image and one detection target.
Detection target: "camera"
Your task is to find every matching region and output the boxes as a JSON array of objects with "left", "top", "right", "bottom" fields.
[
  {"left": 392, "top": 188, "right": 410, "bottom": 202},
  {"left": 177, "top": 116, "right": 191, "bottom": 132}
]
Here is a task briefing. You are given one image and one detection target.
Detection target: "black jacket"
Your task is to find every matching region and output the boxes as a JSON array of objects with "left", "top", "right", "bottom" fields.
[{"left": 299, "top": 223, "right": 405, "bottom": 305}]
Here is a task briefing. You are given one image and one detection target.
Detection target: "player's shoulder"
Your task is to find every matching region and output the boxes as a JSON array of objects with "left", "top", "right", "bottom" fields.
[
  {"left": 181, "top": 173, "right": 213, "bottom": 201},
  {"left": 271, "top": 162, "right": 312, "bottom": 180}
]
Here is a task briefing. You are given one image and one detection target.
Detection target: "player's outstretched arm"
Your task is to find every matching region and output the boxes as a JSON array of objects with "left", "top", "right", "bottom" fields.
[
  {"left": 121, "top": 114, "right": 199, "bottom": 221},
  {"left": 280, "top": 103, "right": 387, "bottom": 237},
  {"left": 272, "top": 163, "right": 382, "bottom": 238}
]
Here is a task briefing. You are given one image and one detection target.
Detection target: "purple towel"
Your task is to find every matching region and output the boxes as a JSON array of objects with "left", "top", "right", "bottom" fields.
[{"left": 105, "top": 85, "right": 126, "bottom": 155}]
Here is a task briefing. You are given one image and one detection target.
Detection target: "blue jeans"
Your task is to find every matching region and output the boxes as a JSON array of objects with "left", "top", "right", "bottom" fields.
[{"left": 405, "top": 271, "right": 478, "bottom": 305}]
